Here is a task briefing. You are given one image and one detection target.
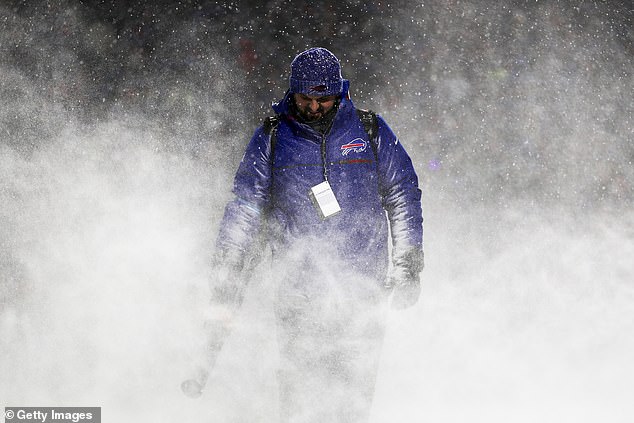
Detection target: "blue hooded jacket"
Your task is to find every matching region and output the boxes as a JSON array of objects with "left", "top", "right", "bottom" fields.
[{"left": 216, "top": 88, "right": 423, "bottom": 284}]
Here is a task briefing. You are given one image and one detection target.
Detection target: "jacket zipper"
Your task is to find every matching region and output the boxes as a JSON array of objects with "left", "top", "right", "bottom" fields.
[{"left": 321, "top": 132, "right": 328, "bottom": 182}]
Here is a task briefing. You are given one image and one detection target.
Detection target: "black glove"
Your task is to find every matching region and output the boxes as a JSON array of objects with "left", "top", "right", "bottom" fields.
[
  {"left": 387, "top": 248, "right": 424, "bottom": 310},
  {"left": 389, "top": 275, "right": 421, "bottom": 310}
]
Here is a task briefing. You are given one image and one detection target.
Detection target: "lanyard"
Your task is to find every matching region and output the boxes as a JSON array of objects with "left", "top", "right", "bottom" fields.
[{"left": 320, "top": 120, "right": 335, "bottom": 182}]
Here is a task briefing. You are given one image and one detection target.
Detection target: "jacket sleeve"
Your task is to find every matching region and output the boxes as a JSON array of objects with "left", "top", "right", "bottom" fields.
[
  {"left": 375, "top": 115, "right": 424, "bottom": 279},
  {"left": 214, "top": 126, "right": 273, "bottom": 271}
]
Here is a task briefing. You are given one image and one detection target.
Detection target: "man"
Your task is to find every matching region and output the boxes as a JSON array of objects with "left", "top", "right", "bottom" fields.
[{"left": 188, "top": 47, "right": 424, "bottom": 423}]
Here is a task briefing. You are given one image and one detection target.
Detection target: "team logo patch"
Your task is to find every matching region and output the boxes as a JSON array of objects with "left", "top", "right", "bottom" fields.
[
  {"left": 340, "top": 138, "right": 367, "bottom": 156},
  {"left": 309, "top": 84, "right": 327, "bottom": 93}
]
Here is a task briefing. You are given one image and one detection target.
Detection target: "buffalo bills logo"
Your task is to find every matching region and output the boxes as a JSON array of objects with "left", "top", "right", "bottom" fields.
[
  {"left": 340, "top": 138, "right": 367, "bottom": 156},
  {"left": 309, "top": 84, "right": 327, "bottom": 93}
]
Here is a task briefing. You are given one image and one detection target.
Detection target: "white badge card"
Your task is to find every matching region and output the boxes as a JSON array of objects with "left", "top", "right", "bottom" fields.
[{"left": 309, "top": 181, "right": 341, "bottom": 219}]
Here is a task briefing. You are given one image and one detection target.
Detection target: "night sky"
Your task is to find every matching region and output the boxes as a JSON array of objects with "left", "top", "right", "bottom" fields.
[{"left": 1, "top": 1, "right": 633, "bottom": 422}]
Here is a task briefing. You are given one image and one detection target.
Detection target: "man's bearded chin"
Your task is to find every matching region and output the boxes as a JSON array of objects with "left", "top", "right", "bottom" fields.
[{"left": 300, "top": 107, "right": 324, "bottom": 122}]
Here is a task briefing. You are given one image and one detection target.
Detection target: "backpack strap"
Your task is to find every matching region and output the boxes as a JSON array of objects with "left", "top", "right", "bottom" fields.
[
  {"left": 263, "top": 115, "right": 280, "bottom": 134},
  {"left": 263, "top": 115, "right": 280, "bottom": 163},
  {"left": 355, "top": 108, "right": 379, "bottom": 159},
  {"left": 355, "top": 108, "right": 378, "bottom": 140}
]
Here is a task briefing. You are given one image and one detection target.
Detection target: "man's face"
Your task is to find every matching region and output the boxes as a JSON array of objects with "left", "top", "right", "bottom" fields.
[{"left": 293, "top": 93, "right": 338, "bottom": 122}]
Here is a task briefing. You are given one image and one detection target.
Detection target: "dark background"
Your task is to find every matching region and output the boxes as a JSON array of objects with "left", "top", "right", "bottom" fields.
[{"left": 2, "top": 0, "right": 632, "bottom": 206}]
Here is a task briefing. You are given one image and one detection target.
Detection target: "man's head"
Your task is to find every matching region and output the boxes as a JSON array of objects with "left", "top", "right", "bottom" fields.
[{"left": 289, "top": 47, "right": 345, "bottom": 122}]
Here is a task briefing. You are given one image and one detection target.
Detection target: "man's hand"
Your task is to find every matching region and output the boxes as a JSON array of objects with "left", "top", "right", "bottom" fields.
[
  {"left": 387, "top": 248, "right": 424, "bottom": 310},
  {"left": 389, "top": 275, "right": 421, "bottom": 310},
  {"left": 209, "top": 250, "right": 247, "bottom": 307}
]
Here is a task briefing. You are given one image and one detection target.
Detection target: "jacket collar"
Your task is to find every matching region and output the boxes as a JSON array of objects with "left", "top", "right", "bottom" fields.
[{"left": 272, "top": 92, "right": 356, "bottom": 141}]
